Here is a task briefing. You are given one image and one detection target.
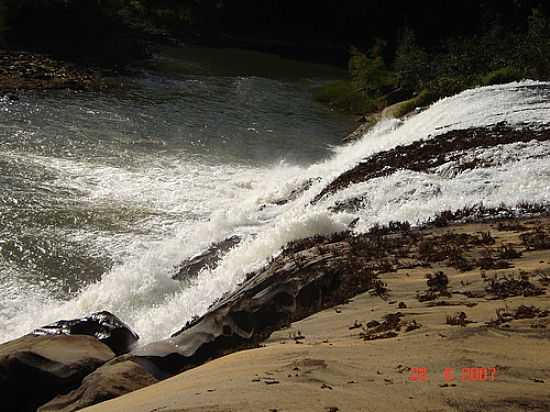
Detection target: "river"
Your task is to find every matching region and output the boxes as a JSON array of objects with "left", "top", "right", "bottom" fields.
[
  {"left": 0, "top": 46, "right": 353, "bottom": 342},
  {"left": 1, "top": 51, "right": 550, "bottom": 345}
]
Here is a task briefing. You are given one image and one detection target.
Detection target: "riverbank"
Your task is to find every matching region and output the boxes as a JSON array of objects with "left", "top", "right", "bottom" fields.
[
  {"left": 0, "top": 49, "right": 112, "bottom": 94},
  {"left": 82, "top": 216, "right": 550, "bottom": 412}
]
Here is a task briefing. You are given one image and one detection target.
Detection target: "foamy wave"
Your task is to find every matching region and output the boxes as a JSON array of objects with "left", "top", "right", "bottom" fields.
[{"left": 2, "top": 81, "right": 550, "bottom": 344}]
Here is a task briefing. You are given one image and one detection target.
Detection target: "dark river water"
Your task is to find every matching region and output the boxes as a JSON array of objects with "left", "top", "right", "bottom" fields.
[{"left": 0, "top": 46, "right": 354, "bottom": 342}]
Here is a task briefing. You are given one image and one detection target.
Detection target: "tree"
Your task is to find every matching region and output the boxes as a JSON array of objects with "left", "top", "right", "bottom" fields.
[
  {"left": 0, "top": 1, "right": 7, "bottom": 46},
  {"left": 349, "top": 41, "right": 396, "bottom": 97},
  {"left": 524, "top": 7, "right": 550, "bottom": 78},
  {"left": 394, "top": 28, "right": 430, "bottom": 92}
]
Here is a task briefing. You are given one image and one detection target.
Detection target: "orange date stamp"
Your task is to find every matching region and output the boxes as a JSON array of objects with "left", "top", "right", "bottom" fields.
[{"left": 409, "top": 367, "right": 497, "bottom": 383}]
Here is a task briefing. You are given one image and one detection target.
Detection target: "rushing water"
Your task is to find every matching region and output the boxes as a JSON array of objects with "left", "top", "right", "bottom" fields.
[
  {"left": 0, "top": 47, "right": 352, "bottom": 342},
  {"left": 1, "top": 58, "right": 550, "bottom": 344}
]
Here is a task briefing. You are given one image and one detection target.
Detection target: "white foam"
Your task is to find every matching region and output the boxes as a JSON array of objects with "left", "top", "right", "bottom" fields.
[{"left": 2, "top": 81, "right": 550, "bottom": 344}]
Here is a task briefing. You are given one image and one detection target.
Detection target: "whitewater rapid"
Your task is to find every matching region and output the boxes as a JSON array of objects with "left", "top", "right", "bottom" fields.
[{"left": 2, "top": 80, "right": 550, "bottom": 344}]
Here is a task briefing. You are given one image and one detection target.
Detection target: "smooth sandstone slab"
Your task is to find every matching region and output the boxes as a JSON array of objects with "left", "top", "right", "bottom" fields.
[
  {"left": 0, "top": 335, "right": 115, "bottom": 412},
  {"left": 39, "top": 360, "right": 158, "bottom": 412}
]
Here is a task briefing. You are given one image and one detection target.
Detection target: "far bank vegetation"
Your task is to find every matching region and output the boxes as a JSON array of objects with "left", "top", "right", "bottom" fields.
[{"left": 315, "top": 7, "right": 550, "bottom": 117}]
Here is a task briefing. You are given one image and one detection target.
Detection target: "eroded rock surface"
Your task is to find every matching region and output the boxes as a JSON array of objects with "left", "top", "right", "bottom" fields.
[
  {"left": 133, "top": 233, "right": 377, "bottom": 378},
  {"left": 38, "top": 360, "right": 157, "bottom": 412},
  {"left": 0, "top": 335, "right": 115, "bottom": 412}
]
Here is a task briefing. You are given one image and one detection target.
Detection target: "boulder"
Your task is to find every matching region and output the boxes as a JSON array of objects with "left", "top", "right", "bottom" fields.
[
  {"left": 38, "top": 360, "right": 158, "bottom": 412},
  {"left": 0, "top": 335, "right": 115, "bottom": 412},
  {"left": 173, "top": 235, "right": 241, "bottom": 281},
  {"left": 33, "top": 311, "right": 139, "bottom": 355}
]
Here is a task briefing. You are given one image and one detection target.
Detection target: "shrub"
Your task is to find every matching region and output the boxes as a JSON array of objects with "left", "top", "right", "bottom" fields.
[
  {"left": 0, "top": 2, "right": 7, "bottom": 45},
  {"left": 313, "top": 80, "right": 381, "bottom": 114},
  {"left": 390, "top": 89, "right": 433, "bottom": 118},
  {"left": 523, "top": 7, "right": 550, "bottom": 78},
  {"left": 481, "top": 67, "right": 523, "bottom": 86},
  {"left": 349, "top": 43, "right": 397, "bottom": 97},
  {"left": 425, "top": 76, "right": 472, "bottom": 100},
  {"left": 394, "top": 28, "right": 430, "bottom": 93}
]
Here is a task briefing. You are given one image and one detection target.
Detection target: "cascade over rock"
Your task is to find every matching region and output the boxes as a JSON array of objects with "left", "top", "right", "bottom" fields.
[{"left": 173, "top": 235, "right": 242, "bottom": 281}]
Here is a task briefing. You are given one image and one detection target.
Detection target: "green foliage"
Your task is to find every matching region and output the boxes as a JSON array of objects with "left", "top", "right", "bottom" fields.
[
  {"left": 3, "top": 0, "right": 550, "bottom": 106},
  {"left": 349, "top": 44, "right": 397, "bottom": 97},
  {"left": 523, "top": 7, "right": 550, "bottom": 78},
  {"left": 481, "top": 67, "right": 524, "bottom": 86},
  {"left": 390, "top": 90, "right": 432, "bottom": 118},
  {"left": 425, "top": 76, "right": 473, "bottom": 100},
  {"left": 394, "top": 28, "right": 430, "bottom": 92},
  {"left": 313, "top": 80, "right": 381, "bottom": 114},
  {"left": 0, "top": 2, "right": 7, "bottom": 45}
]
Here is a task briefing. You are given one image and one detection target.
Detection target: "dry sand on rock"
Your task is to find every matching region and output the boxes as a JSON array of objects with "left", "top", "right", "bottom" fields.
[{"left": 83, "top": 217, "right": 550, "bottom": 412}]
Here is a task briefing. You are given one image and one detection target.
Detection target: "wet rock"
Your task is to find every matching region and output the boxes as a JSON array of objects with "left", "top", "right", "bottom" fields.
[
  {"left": 38, "top": 360, "right": 157, "bottom": 412},
  {"left": 266, "top": 178, "right": 320, "bottom": 208},
  {"left": 173, "top": 235, "right": 241, "bottom": 281},
  {"left": 330, "top": 196, "right": 366, "bottom": 213},
  {"left": 33, "top": 311, "right": 139, "bottom": 356},
  {"left": 463, "top": 289, "right": 487, "bottom": 299},
  {"left": 0, "top": 335, "right": 114, "bottom": 412},
  {"left": 497, "top": 245, "right": 522, "bottom": 260},
  {"left": 366, "top": 320, "right": 381, "bottom": 328},
  {"left": 428, "top": 204, "right": 550, "bottom": 228}
]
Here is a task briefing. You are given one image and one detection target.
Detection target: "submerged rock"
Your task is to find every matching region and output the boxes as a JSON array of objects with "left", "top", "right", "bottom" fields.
[
  {"left": 315, "top": 125, "right": 550, "bottom": 203},
  {"left": 270, "top": 178, "right": 320, "bottom": 206},
  {"left": 173, "top": 235, "right": 241, "bottom": 281},
  {"left": 38, "top": 360, "right": 157, "bottom": 412},
  {"left": 0, "top": 335, "right": 115, "bottom": 412},
  {"left": 32, "top": 311, "right": 139, "bottom": 356}
]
